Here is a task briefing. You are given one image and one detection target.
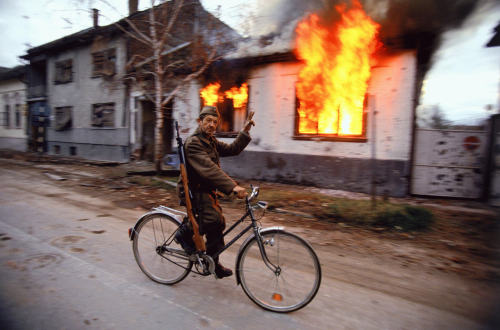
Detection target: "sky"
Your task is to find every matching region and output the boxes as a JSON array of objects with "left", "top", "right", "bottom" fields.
[{"left": 0, "top": 0, "right": 498, "bottom": 125}]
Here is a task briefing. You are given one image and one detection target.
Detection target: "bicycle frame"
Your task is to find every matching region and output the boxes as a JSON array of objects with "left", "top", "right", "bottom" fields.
[{"left": 211, "top": 195, "right": 280, "bottom": 275}]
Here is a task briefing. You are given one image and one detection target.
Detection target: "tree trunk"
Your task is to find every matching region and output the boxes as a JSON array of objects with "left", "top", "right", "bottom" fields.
[
  {"left": 151, "top": 5, "right": 164, "bottom": 174},
  {"left": 154, "top": 56, "right": 164, "bottom": 174}
]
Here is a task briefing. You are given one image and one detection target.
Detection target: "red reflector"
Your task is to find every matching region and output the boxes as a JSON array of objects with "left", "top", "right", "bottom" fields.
[
  {"left": 272, "top": 293, "right": 283, "bottom": 301},
  {"left": 128, "top": 228, "right": 132, "bottom": 238}
]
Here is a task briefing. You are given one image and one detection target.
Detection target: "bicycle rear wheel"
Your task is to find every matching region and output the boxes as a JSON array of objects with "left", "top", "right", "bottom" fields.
[
  {"left": 237, "top": 229, "right": 321, "bottom": 312},
  {"left": 132, "top": 214, "right": 192, "bottom": 284}
]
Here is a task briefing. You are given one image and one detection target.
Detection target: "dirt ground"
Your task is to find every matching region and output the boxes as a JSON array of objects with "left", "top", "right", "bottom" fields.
[{"left": 1, "top": 150, "right": 500, "bottom": 286}]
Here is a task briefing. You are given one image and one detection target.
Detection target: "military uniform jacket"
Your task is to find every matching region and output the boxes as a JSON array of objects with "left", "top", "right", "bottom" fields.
[{"left": 183, "top": 128, "right": 251, "bottom": 196}]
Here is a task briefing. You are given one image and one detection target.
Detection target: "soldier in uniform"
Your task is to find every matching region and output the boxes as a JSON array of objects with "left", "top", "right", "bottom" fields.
[{"left": 176, "top": 105, "right": 255, "bottom": 278}]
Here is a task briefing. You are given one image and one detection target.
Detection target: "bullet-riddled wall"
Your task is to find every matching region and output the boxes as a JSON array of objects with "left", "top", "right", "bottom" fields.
[
  {"left": 46, "top": 37, "right": 129, "bottom": 162},
  {"left": 175, "top": 51, "right": 417, "bottom": 196}
]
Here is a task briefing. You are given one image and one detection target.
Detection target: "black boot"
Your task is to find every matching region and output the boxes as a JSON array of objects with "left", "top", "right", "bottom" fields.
[
  {"left": 174, "top": 223, "right": 196, "bottom": 255},
  {"left": 214, "top": 261, "right": 233, "bottom": 279}
]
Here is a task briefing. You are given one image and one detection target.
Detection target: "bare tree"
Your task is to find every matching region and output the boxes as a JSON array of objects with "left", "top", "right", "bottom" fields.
[
  {"left": 417, "top": 104, "right": 451, "bottom": 129},
  {"left": 112, "top": 0, "right": 234, "bottom": 172}
]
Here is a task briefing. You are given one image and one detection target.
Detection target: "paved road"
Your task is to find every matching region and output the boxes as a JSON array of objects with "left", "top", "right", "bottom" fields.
[{"left": 0, "top": 163, "right": 489, "bottom": 329}]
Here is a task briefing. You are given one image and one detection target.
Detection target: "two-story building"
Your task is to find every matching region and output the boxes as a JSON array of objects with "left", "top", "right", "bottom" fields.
[
  {"left": 22, "top": 13, "right": 129, "bottom": 161},
  {"left": 22, "top": 0, "right": 238, "bottom": 163}
]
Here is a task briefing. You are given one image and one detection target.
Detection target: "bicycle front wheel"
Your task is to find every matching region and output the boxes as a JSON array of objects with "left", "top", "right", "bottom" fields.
[
  {"left": 237, "top": 229, "right": 321, "bottom": 312},
  {"left": 132, "top": 214, "right": 192, "bottom": 284}
]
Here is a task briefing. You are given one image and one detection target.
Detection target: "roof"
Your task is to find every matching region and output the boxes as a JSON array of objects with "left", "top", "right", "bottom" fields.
[
  {"left": 486, "top": 22, "right": 500, "bottom": 47},
  {"left": 21, "top": 24, "right": 120, "bottom": 60},
  {"left": 0, "top": 65, "right": 27, "bottom": 81},
  {"left": 22, "top": 0, "right": 238, "bottom": 61}
]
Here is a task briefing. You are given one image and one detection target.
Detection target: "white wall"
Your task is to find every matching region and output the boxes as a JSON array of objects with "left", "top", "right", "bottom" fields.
[
  {"left": 177, "top": 50, "right": 417, "bottom": 162},
  {"left": 0, "top": 79, "right": 27, "bottom": 142}
]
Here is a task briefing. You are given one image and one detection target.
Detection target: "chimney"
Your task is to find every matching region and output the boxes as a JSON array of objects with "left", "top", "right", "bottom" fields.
[
  {"left": 93, "top": 8, "right": 99, "bottom": 27},
  {"left": 129, "top": 0, "right": 139, "bottom": 15}
]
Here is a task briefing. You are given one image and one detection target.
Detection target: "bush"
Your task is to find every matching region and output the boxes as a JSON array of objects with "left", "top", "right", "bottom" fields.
[
  {"left": 314, "top": 200, "right": 434, "bottom": 231},
  {"left": 372, "top": 206, "right": 434, "bottom": 231}
]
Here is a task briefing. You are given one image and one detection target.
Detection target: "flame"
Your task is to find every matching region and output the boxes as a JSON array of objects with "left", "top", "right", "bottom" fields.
[
  {"left": 295, "top": 0, "right": 380, "bottom": 135},
  {"left": 200, "top": 82, "right": 249, "bottom": 109},
  {"left": 200, "top": 82, "right": 221, "bottom": 106},
  {"left": 224, "top": 83, "right": 248, "bottom": 108}
]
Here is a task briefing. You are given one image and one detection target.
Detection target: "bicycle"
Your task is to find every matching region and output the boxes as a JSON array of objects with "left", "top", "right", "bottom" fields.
[{"left": 128, "top": 186, "right": 322, "bottom": 313}]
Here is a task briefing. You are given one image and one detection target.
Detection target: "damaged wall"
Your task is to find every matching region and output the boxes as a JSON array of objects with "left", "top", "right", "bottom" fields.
[
  {"left": 46, "top": 36, "right": 130, "bottom": 162},
  {"left": 175, "top": 51, "right": 417, "bottom": 196},
  {"left": 412, "top": 129, "right": 488, "bottom": 198}
]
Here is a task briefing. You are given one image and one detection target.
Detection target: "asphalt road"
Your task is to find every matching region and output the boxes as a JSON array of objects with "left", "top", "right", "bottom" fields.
[{"left": 0, "top": 162, "right": 492, "bottom": 329}]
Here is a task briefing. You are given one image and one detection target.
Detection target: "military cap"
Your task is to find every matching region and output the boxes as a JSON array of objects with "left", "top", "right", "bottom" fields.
[{"left": 199, "top": 106, "right": 219, "bottom": 119}]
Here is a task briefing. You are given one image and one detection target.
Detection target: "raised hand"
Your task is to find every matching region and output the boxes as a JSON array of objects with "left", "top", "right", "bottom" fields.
[{"left": 243, "top": 111, "right": 255, "bottom": 133}]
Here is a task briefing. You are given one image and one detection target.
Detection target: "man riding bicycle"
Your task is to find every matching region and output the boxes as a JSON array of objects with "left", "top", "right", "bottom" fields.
[{"left": 176, "top": 105, "right": 255, "bottom": 278}]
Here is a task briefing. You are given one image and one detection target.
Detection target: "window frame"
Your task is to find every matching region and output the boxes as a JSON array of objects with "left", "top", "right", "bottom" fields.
[
  {"left": 200, "top": 84, "right": 250, "bottom": 138},
  {"left": 293, "top": 95, "right": 369, "bottom": 142},
  {"left": 91, "top": 102, "right": 115, "bottom": 128},
  {"left": 15, "top": 104, "right": 21, "bottom": 128},
  {"left": 91, "top": 48, "right": 116, "bottom": 78},
  {"left": 54, "top": 106, "right": 73, "bottom": 131},
  {"left": 4, "top": 104, "right": 10, "bottom": 128},
  {"left": 54, "top": 59, "right": 73, "bottom": 84}
]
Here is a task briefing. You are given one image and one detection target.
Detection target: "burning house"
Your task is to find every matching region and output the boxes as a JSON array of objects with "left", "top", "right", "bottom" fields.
[{"left": 174, "top": 0, "right": 423, "bottom": 197}]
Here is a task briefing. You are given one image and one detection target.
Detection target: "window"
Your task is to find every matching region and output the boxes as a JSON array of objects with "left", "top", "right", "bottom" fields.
[
  {"left": 91, "top": 103, "right": 115, "bottom": 127},
  {"left": 54, "top": 59, "right": 73, "bottom": 84},
  {"left": 4, "top": 104, "right": 10, "bottom": 128},
  {"left": 15, "top": 104, "right": 21, "bottom": 128},
  {"left": 199, "top": 83, "right": 249, "bottom": 137},
  {"left": 54, "top": 106, "right": 72, "bottom": 131},
  {"left": 54, "top": 145, "right": 61, "bottom": 154},
  {"left": 294, "top": 95, "right": 368, "bottom": 141},
  {"left": 92, "top": 48, "right": 116, "bottom": 77}
]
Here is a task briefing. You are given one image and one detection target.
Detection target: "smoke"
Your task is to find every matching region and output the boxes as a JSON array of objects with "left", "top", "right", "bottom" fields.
[{"left": 245, "top": 0, "right": 486, "bottom": 104}]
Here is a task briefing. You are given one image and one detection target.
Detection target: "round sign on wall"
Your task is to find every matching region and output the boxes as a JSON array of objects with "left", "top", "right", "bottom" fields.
[{"left": 463, "top": 136, "right": 480, "bottom": 151}]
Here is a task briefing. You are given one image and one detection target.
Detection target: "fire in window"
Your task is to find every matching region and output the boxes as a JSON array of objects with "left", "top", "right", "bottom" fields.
[
  {"left": 54, "top": 59, "right": 73, "bottom": 84},
  {"left": 294, "top": 2, "right": 380, "bottom": 139},
  {"left": 54, "top": 106, "right": 72, "bottom": 131},
  {"left": 92, "top": 48, "right": 116, "bottom": 77},
  {"left": 199, "top": 82, "right": 248, "bottom": 135},
  {"left": 91, "top": 103, "right": 115, "bottom": 127}
]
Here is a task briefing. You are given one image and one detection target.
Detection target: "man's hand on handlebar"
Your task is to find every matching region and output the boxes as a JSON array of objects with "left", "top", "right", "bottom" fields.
[{"left": 232, "top": 185, "right": 248, "bottom": 199}]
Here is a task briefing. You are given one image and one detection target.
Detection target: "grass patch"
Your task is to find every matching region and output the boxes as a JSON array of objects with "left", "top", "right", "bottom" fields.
[
  {"left": 150, "top": 177, "right": 176, "bottom": 190},
  {"left": 316, "top": 200, "right": 434, "bottom": 231},
  {"left": 256, "top": 187, "right": 434, "bottom": 232},
  {"left": 126, "top": 176, "right": 176, "bottom": 190}
]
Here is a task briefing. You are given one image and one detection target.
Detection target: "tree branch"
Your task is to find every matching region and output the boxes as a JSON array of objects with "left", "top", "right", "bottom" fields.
[
  {"left": 160, "top": 0, "right": 185, "bottom": 50},
  {"left": 115, "top": 20, "right": 153, "bottom": 47}
]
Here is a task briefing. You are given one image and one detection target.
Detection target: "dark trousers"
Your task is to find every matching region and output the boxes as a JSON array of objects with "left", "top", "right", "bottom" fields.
[{"left": 195, "top": 192, "right": 226, "bottom": 258}]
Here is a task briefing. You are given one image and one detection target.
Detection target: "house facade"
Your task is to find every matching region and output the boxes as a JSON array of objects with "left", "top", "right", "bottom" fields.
[
  {"left": 175, "top": 51, "right": 417, "bottom": 197},
  {"left": 23, "top": 22, "right": 129, "bottom": 161},
  {"left": 0, "top": 66, "right": 28, "bottom": 151},
  {"left": 22, "top": 0, "right": 238, "bottom": 163}
]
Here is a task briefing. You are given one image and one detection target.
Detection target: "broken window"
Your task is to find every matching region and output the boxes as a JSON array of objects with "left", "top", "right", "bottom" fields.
[
  {"left": 54, "top": 106, "right": 72, "bottom": 131},
  {"left": 294, "top": 94, "right": 368, "bottom": 141},
  {"left": 54, "top": 59, "right": 73, "bottom": 84},
  {"left": 199, "top": 83, "right": 249, "bottom": 137},
  {"left": 91, "top": 103, "right": 115, "bottom": 127},
  {"left": 92, "top": 48, "right": 116, "bottom": 77}
]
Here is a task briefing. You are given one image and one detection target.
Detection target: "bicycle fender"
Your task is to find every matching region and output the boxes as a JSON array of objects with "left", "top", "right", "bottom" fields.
[
  {"left": 234, "top": 226, "right": 284, "bottom": 285},
  {"left": 128, "top": 206, "right": 186, "bottom": 241}
]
